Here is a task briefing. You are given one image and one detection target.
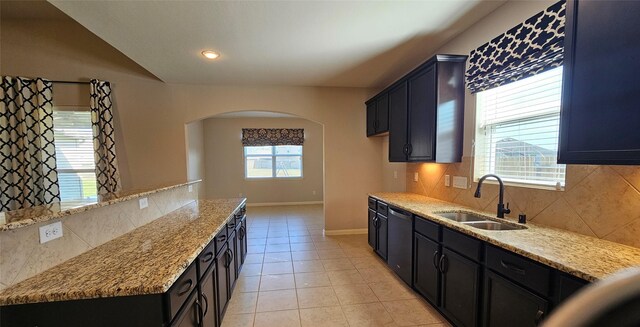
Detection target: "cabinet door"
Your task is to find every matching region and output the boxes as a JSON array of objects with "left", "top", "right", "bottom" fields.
[
  {"left": 171, "top": 290, "right": 200, "bottom": 327},
  {"left": 440, "top": 248, "right": 480, "bottom": 327},
  {"left": 483, "top": 270, "right": 548, "bottom": 327},
  {"left": 200, "top": 265, "right": 218, "bottom": 327},
  {"left": 366, "top": 101, "right": 377, "bottom": 136},
  {"left": 215, "top": 244, "right": 229, "bottom": 320},
  {"left": 240, "top": 219, "right": 248, "bottom": 264},
  {"left": 413, "top": 233, "right": 440, "bottom": 306},
  {"left": 368, "top": 209, "right": 376, "bottom": 248},
  {"left": 407, "top": 65, "right": 437, "bottom": 161},
  {"left": 389, "top": 81, "right": 409, "bottom": 162},
  {"left": 376, "top": 93, "right": 389, "bottom": 133},
  {"left": 376, "top": 214, "right": 388, "bottom": 260},
  {"left": 559, "top": 0, "right": 640, "bottom": 164},
  {"left": 228, "top": 231, "right": 238, "bottom": 291}
]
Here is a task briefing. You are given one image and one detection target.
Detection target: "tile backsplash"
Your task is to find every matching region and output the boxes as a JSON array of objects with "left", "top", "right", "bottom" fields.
[
  {"left": 0, "top": 183, "right": 198, "bottom": 290},
  {"left": 407, "top": 157, "right": 640, "bottom": 249}
]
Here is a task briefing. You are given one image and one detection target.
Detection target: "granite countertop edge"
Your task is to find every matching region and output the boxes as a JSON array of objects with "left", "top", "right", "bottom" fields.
[
  {"left": 369, "top": 192, "right": 640, "bottom": 282},
  {"left": 1, "top": 180, "right": 203, "bottom": 232}
]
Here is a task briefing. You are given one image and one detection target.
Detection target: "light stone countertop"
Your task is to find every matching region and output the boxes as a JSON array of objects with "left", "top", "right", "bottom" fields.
[
  {"left": 0, "top": 180, "right": 202, "bottom": 231},
  {"left": 0, "top": 198, "right": 244, "bottom": 306},
  {"left": 370, "top": 192, "right": 640, "bottom": 282}
]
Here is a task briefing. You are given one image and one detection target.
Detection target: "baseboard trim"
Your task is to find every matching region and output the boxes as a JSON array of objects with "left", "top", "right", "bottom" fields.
[
  {"left": 247, "top": 201, "right": 324, "bottom": 207},
  {"left": 324, "top": 228, "right": 368, "bottom": 236}
]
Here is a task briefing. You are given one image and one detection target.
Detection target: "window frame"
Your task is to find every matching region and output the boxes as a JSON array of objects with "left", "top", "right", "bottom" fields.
[
  {"left": 52, "top": 106, "right": 99, "bottom": 200},
  {"left": 243, "top": 145, "right": 304, "bottom": 180},
  {"left": 472, "top": 67, "right": 566, "bottom": 191}
]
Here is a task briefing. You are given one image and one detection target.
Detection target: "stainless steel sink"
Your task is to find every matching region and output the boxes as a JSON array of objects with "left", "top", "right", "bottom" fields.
[
  {"left": 437, "top": 212, "right": 488, "bottom": 222},
  {"left": 462, "top": 221, "right": 527, "bottom": 231},
  {"left": 436, "top": 212, "right": 527, "bottom": 230}
]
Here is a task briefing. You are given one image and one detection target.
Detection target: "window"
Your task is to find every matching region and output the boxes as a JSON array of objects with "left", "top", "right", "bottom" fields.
[
  {"left": 474, "top": 67, "right": 566, "bottom": 189},
  {"left": 244, "top": 145, "right": 302, "bottom": 178},
  {"left": 52, "top": 108, "right": 98, "bottom": 201}
]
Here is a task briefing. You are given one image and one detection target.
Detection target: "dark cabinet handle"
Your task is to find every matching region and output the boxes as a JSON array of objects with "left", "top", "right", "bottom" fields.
[
  {"left": 202, "top": 293, "right": 209, "bottom": 318},
  {"left": 534, "top": 309, "right": 545, "bottom": 325},
  {"left": 227, "top": 222, "right": 236, "bottom": 229},
  {"left": 407, "top": 144, "right": 413, "bottom": 155},
  {"left": 403, "top": 144, "right": 409, "bottom": 155},
  {"left": 177, "top": 279, "right": 193, "bottom": 296},
  {"left": 194, "top": 300, "right": 203, "bottom": 326},
  {"left": 432, "top": 250, "right": 440, "bottom": 270},
  {"left": 229, "top": 248, "right": 235, "bottom": 263},
  {"left": 439, "top": 255, "right": 447, "bottom": 274},
  {"left": 218, "top": 234, "right": 227, "bottom": 242},
  {"left": 239, "top": 226, "right": 245, "bottom": 240},
  {"left": 500, "top": 260, "right": 526, "bottom": 275},
  {"left": 202, "top": 252, "right": 214, "bottom": 263}
]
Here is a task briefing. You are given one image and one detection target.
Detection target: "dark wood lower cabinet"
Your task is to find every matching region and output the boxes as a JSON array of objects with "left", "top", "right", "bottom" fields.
[
  {"left": 375, "top": 214, "right": 388, "bottom": 260},
  {"left": 200, "top": 263, "right": 217, "bottom": 327},
  {"left": 483, "top": 270, "right": 548, "bottom": 327},
  {"left": 368, "top": 209, "right": 376, "bottom": 247},
  {"left": 440, "top": 248, "right": 481, "bottom": 327},
  {"left": 173, "top": 290, "right": 201, "bottom": 327},
  {"left": 215, "top": 243, "right": 230, "bottom": 321},
  {"left": 413, "top": 233, "right": 440, "bottom": 306}
]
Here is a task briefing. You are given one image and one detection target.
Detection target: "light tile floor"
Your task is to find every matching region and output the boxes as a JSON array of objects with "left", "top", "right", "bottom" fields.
[{"left": 222, "top": 204, "right": 450, "bottom": 327}]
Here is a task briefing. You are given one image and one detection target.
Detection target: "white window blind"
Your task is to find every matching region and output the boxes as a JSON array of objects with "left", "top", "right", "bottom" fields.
[
  {"left": 52, "top": 109, "right": 98, "bottom": 201},
  {"left": 474, "top": 67, "right": 566, "bottom": 189},
  {"left": 244, "top": 145, "right": 303, "bottom": 179}
]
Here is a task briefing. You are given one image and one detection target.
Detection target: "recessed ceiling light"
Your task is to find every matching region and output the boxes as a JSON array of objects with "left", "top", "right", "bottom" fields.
[{"left": 201, "top": 50, "right": 220, "bottom": 60}]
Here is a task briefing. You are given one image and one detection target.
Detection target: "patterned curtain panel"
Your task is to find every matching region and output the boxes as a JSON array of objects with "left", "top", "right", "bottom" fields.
[
  {"left": 0, "top": 76, "right": 60, "bottom": 212},
  {"left": 90, "top": 79, "right": 122, "bottom": 197},
  {"left": 466, "top": 0, "right": 566, "bottom": 93},
  {"left": 241, "top": 128, "right": 304, "bottom": 146}
]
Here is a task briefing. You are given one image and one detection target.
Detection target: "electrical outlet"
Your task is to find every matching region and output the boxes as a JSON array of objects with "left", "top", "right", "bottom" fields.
[
  {"left": 39, "top": 221, "right": 63, "bottom": 244},
  {"left": 445, "top": 175, "right": 451, "bottom": 187},
  {"left": 188, "top": 185, "right": 193, "bottom": 193},
  {"left": 414, "top": 172, "right": 419, "bottom": 182},
  {"left": 453, "top": 176, "right": 468, "bottom": 189},
  {"left": 393, "top": 171, "right": 398, "bottom": 179},
  {"left": 139, "top": 197, "right": 149, "bottom": 209}
]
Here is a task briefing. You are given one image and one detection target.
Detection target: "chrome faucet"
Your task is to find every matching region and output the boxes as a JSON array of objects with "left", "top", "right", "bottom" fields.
[{"left": 474, "top": 174, "right": 511, "bottom": 218}]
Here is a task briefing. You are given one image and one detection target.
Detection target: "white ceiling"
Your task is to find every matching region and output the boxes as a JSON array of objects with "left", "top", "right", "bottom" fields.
[{"left": 48, "top": 0, "right": 505, "bottom": 88}]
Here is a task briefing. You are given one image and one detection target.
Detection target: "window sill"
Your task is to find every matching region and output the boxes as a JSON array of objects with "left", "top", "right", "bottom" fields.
[
  {"left": 245, "top": 177, "right": 304, "bottom": 181},
  {"left": 473, "top": 178, "right": 565, "bottom": 192}
]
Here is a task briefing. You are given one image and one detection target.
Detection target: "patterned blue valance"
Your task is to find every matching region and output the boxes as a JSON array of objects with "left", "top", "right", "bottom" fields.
[
  {"left": 466, "top": 0, "right": 566, "bottom": 93},
  {"left": 242, "top": 128, "right": 304, "bottom": 146}
]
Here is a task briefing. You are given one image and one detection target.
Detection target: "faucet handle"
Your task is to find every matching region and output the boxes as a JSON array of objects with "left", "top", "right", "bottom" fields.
[{"left": 504, "top": 202, "right": 511, "bottom": 214}]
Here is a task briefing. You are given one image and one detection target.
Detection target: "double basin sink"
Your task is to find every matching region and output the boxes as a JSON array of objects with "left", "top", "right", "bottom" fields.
[{"left": 436, "top": 212, "right": 527, "bottom": 231}]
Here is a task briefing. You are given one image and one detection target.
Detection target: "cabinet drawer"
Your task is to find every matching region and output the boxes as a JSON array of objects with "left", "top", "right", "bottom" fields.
[
  {"left": 377, "top": 202, "right": 388, "bottom": 217},
  {"left": 486, "top": 245, "right": 551, "bottom": 296},
  {"left": 368, "top": 197, "right": 377, "bottom": 210},
  {"left": 166, "top": 262, "right": 198, "bottom": 322},
  {"left": 214, "top": 229, "right": 228, "bottom": 255},
  {"left": 442, "top": 228, "right": 482, "bottom": 262},
  {"left": 227, "top": 219, "right": 238, "bottom": 235},
  {"left": 197, "top": 240, "right": 216, "bottom": 280},
  {"left": 414, "top": 216, "right": 440, "bottom": 241}
]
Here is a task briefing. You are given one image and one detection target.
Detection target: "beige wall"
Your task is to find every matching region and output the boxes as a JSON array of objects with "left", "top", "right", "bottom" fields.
[
  {"left": 1, "top": 12, "right": 382, "bottom": 231},
  {"left": 203, "top": 117, "right": 323, "bottom": 204},
  {"left": 185, "top": 120, "right": 206, "bottom": 198},
  {"left": 403, "top": 0, "right": 640, "bottom": 249}
]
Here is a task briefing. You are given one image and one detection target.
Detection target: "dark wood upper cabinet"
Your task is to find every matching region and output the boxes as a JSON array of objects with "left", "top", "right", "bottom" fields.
[
  {"left": 559, "top": 0, "right": 640, "bottom": 164},
  {"left": 366, "top": 94, "right": 389, "bottom": 136},
  {"left": 367, "top": 54, "right": 466, "bottom": 162},
  {"left": 388, "top": 82, "right": 409, "bottom": 162},
  {"left": 407, "top": 65, "right": 437, "bottom": 161}
]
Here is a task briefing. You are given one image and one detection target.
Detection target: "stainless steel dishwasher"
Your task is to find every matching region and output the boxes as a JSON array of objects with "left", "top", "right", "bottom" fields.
[{"left": 387, "top": 207, "right": 413, "bottom": 285}]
